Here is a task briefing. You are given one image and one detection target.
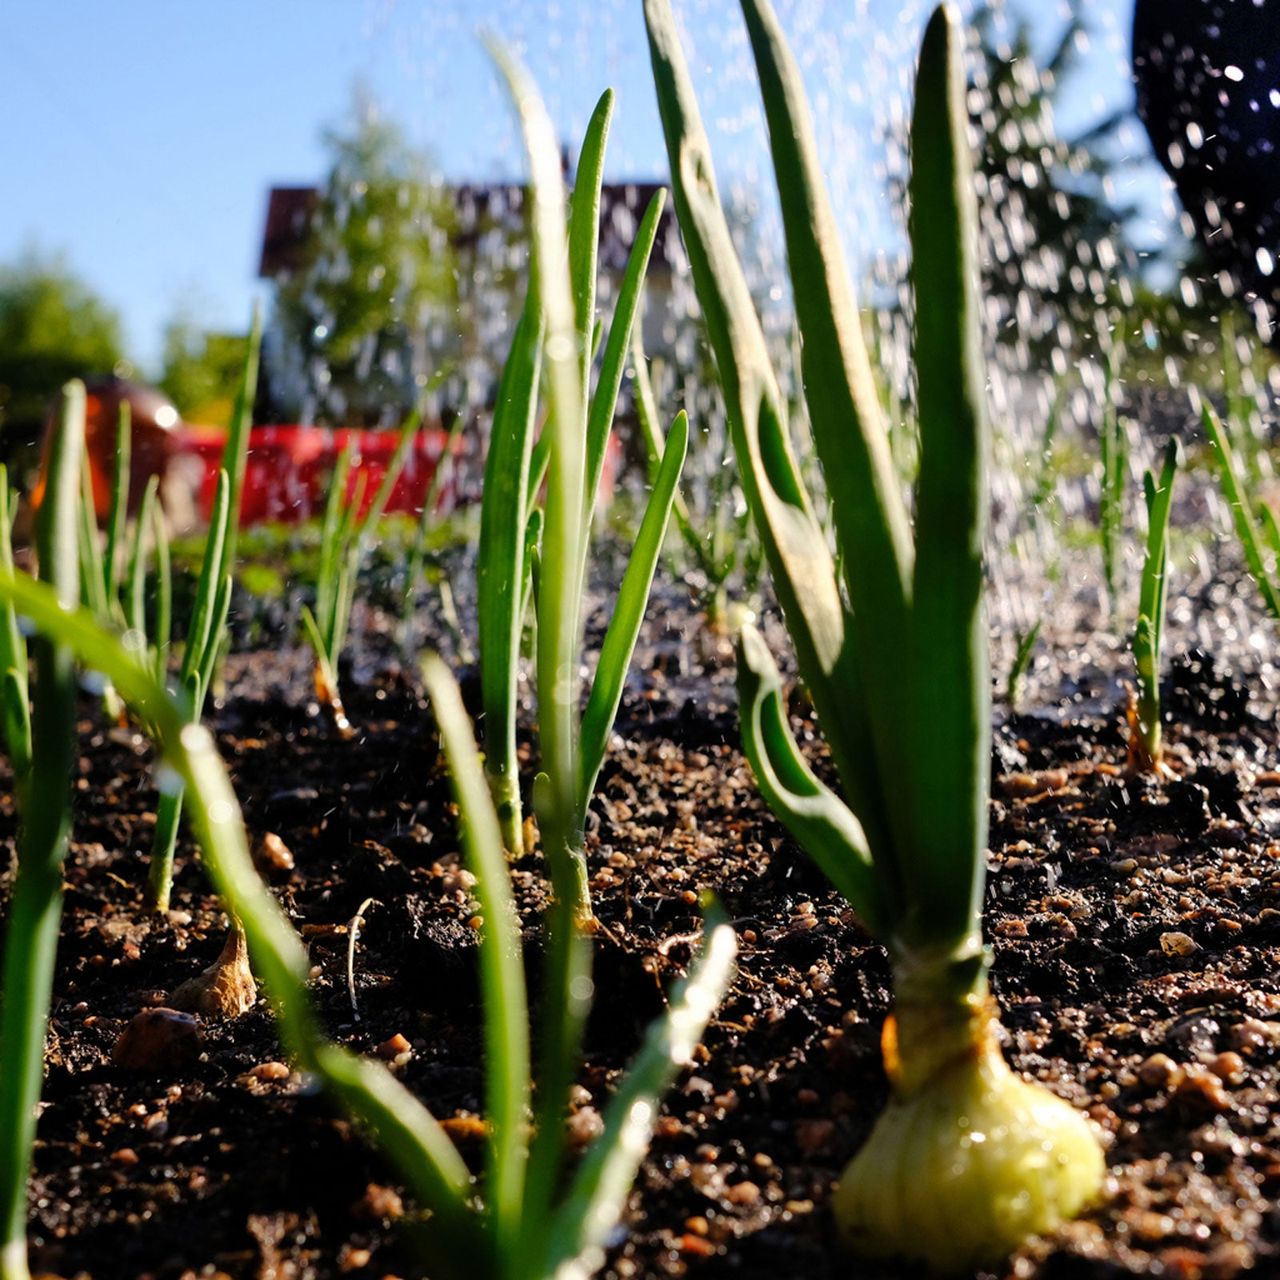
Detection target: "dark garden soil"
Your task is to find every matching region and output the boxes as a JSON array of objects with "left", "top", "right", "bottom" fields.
[{"left": 7, "top": 581, "right": 1280, "bottom": 1280}]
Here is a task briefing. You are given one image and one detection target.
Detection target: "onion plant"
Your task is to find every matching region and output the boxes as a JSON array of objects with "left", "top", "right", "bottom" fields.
[
  {"left": 300, "top": 386, "right": 438, "bottom": 732},
  {"left": 0, "top": 562, "right": 734, "bottom": 1280},
  {"left": 476, "top": 84, "right": 686, "bottom": 858},
  {"left": 1004, "top": 619, "right": 1041, "bottom": 713},
  {"left": 474, "top": 50, "right": 697, "bottom": 1255},
  {"left": 0, "top": 383, "right": 83, "bottom": 1280},
  {"left": 147, "top": 311, "right": 261, "bottom": 912},
  {"left": 645, "top": 0, "right": 1104, "bottom": 1266},
  {"left": 76, "top": 403, "right": 132, "bottom": 719},
  {"left": 1128, "top": 438, "right": 1180, "bottom": 775},
  {"left": 1202, "top": 400, "right": 1280, "bottom": 623},
  {"left": 77, "top": 407, "right": 172, "bottom": 692}
]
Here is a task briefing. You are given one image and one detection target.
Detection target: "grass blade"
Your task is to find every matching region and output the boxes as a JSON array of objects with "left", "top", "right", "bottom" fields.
[
  {"left": 104, "top": 402, "right": 130, "bottom": 605},
  {"left": 152, "top": 493, "right": 171, "bottom": 684},
  {"left": 1203, "top": 401, "right": 1280, "bottom": 620},
  {"left": 485, "top": 37, "right": 591, "bottom": 1254},
  {"left": 0, "top": 471, "right": 30, "bottom": 779},
  {"left": 541, "top": 903, "right": 735, "bottom": 1278},
  {"left": 741, "top": 0, "right": 918, "bottom": 869},
  {"left": 124, "top": 476, "right": 159, "bottom": 642},
  {"left": 583, "top": 188, "right": 667, "bottom": 525},
  {"left": 901, "top": 3, "right": 990, "bottom": 949},
  {"left": 355, "top": 385, "right": 435, "bottom": 545},
  {"left": 478, "top": 293, "right": 545, "bottom": 853},
  {"left": 569, "top": 90, "right": 613, "bottom": 380},
  {"left": 77, "top": 450, "right": 110, "bottom": 621},
  {"left": 181, "top": 470, "right": 231, "bottom": 686},
  {"left": 422, "top": 655, "right": 530, "bottom": 1265},
  {"left": 220, "top": 304, "right": 262, "bottom": 570},
  {"left": 631, "top": 324, "right": 707, "bottom": 577},
  {"left": 643, "top": 0, "right": 886, "bottom": 850},
  {"left": 737, "top": 624, "right": 884, "bottom": 930},
  {"left": 1005, "top": 619, "right": 1042, "bottom": 712},
  {"left": 578, "top": 409, "right": 687, "bottom": 804},
  {"left": 0, "top": 568, "right": 479, "bottom": 1257},
  {"left": 739, "top": 0, "right": 913, "bottom": 681},
  {"left": 0, "top": 381, "right": 83, "bottom": 1277}
]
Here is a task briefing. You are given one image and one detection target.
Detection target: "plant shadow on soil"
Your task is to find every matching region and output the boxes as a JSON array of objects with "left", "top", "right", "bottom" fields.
[{"left": 5, "top": 572, "right": 1280, "bottom": 1280}]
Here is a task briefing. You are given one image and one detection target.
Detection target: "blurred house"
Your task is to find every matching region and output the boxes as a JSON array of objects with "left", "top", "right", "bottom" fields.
[{"left": 256, "top": 170, "right": 683, "bottom": 423}]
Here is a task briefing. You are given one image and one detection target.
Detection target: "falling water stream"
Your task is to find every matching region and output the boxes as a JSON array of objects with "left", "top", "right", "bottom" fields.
[{"left": 278, "top": 0, "right": 1279, "bottom": 717}]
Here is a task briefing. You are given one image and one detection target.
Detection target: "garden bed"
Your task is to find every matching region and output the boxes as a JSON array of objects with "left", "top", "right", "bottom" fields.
[{"left": 7, "top": 567, "right": 1280, "bottom": 1280}]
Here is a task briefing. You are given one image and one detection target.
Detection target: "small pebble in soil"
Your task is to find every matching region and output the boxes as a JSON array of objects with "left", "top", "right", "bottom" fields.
[
  {"left": 1138, "top": 1053, "right": 1184, "bottom": 1090},
  {"left": 111, "top": 1007, "right": 201, "bottom": 1072},
  {"left": 1173, "top": 1067, "right": 1232, "bottom": 1117},
  {"left": 338, "top": 1244, "right": 372, "bottom": 1272},
  {"left": 1209, "top": 1051, "right": 1245, "bottom": 1085},
  {"left": 354, "top": 1183, "right": 403, "bottom": 1222},
  {"left": 374, "top": 1032, "right": 412, "bottom": 1064},
  {"left": 252, "top": 830, "right": 296, "bottom": 875},
  {"left": 250, "top": 1061, "right": 292, "bottom": 1082},
  {"left": 567, "top": 1105, "right": 605, "bottom": 1148}
]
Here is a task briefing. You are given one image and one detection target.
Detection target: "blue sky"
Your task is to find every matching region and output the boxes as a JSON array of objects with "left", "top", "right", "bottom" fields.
[{"left": 1, "top": 0, "right": 1156, "bottom": 372}]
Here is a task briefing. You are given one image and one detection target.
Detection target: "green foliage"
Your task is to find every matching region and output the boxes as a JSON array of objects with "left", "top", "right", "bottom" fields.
[
  {"left": 476, "top": 88, "right": 683, "bottom": 860},
  {"left": 159, "top": 309, "right": 250, "bottom": 427},
  {"left": 1005, "top": 620, "right": 1042, "bottom": 712},
  {"left": 0, "top": 253, "right": 124, "bottom": 455},
  {"left": 0, "top": 382, "right": 83, "bottom": 1280},
  {"left": 1202, "top": 400, "right": 1280, "bottom": 623},
  {"left": 645, "top": 0, "right": 1103, "bottom": 1264},
  {"left": 1130, "top": 438, "right": 1180, "bottom": 772},
  {"left": 146, "top": 313, "right": 262, "bottom": 912},
  {"left": 300, "top": 379, "right": 442, "bottom": 722},
  {"left": 1098, "top": 344, "right": 1129, "bottom": 607},
  {"left": 477, "top": 56, "right": 694, "bottom": 1262},
  {"left": 632, "top": 320, "right": 762, "bottom": 625},
  {"left": 969, "top": 2, "right": 1136, "bottom": 342},
  {"left": 269, "top": 90, "right": 456, "bottom": 425},
  {"left": 0, "top": 565, "right": 735, "bottom": 1280}
]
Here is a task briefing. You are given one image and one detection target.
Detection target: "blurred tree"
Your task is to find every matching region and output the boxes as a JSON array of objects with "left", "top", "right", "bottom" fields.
[
  {"left": 967, "top": 0, "right": 1138, "bottom": 354},
  {"left": 267, "top": 89, "right": 457, "bottom": 425},
  {"left": 0, "top": 251, "right": 125, "bottom": 451},
  {"left": 159, "top": 311, "right": 248, "bottom": 427}
]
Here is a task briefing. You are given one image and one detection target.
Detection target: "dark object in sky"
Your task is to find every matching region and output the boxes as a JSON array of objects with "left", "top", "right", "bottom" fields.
[{"left": 1132, "top": 0, "right": 1280, "bottom": 334}]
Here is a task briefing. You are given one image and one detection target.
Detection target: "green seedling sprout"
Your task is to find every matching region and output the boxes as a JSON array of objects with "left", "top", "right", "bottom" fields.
[
  {"left": 0, "top": 383, "right": 83, "bottom": 1280},
  {"left": 1128, "top": 438, "right": 1180, "bottom": 776},
  {"left": 475, "top": 50, "right": 693, "bottom": 1251},
  {"left": 0, "top": 564, "right": 734, "bottom": 1280},
  {"left": 1203, "top": 400, "right": 1280, "bottom": 623},
  {"left": 632, "top": 319, "right": 762, "bottom": 631},
  {"left": 1004, "top": 619, "right": 1042, "bottom": 713},
  {"left": 302, "top": 374, "right": 448, "bottom": 729},
  {"left": 645, "top": 0, "right": 1104, "bottom": 1267},
  {"left": 1098, "top": 342, "right": 1129, "bottom": 609},
  {"left": 74, "top": 402, "right": 134, "bottom": 720},
  {"left": 1219, "top": 311, "right": 1268, "bottom": 486},
  {"left": 77, "top": 404, "right": 174, "bottom": 703},
  {"left": 403, "top": 403, "right": 468, "bottom": 638},
  {"left": 146, "top": 309, "right": 261, "bottom": 913}
]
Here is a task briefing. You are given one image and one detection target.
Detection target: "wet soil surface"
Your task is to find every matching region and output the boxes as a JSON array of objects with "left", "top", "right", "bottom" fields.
[{"left": 6, "top": 585, "right": 1280, "bottom": 1280}]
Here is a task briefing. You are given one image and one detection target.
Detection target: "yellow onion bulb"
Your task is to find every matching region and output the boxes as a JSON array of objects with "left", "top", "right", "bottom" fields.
[{"left": 833, "top": 1033, "right": 1105, "bottom": 1271}]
